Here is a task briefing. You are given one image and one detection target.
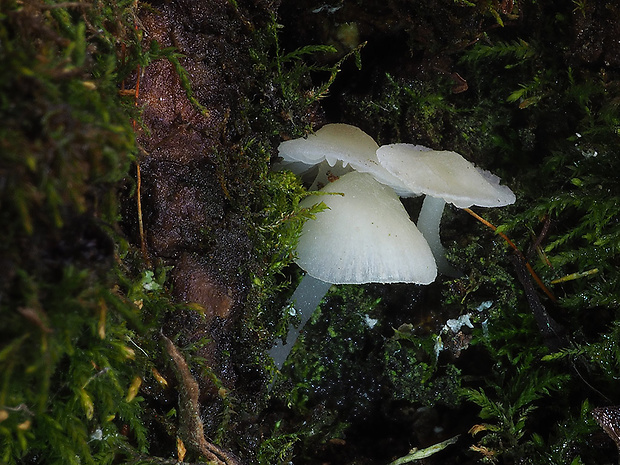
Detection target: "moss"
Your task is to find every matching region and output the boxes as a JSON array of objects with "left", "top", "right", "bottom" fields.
[
  {"left": 3, "top": 0, "right": 620, "bottom": 463},
  {"left": 263, "top": 0, "right": 620, "bottom": 463},
  {"left": 0, "top": 1, "right": 180, "bottom": 462},
  {"left": 385, "top": 328, "right": 462, "bottom": 408}
]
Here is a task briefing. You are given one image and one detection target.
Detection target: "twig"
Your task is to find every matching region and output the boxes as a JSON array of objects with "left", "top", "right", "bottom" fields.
[
  {"left": 527, "top": 215, "right": 552, "bottom": 262},
  {"left": 509, "top": 253, "right": 565, "bottom": 349},
  {"left": 463, "top": 208, "right": 556, "bottom": 302},
  {"left": 161, "top": 334, "right": 241, "bottom": 465},
  {"left": 136, "top": 162, "right": 149, "bottom": 264}
]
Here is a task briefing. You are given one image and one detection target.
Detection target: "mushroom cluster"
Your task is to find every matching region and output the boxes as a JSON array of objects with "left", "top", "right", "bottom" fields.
[{"left": 269, "top": 124, "right": 515, "bottom": 369}]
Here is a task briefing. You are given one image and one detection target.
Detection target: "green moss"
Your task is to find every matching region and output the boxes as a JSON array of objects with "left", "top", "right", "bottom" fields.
[
  {"left": 0, "top": 1, "right": 174, "bottom": 462},
  {"left": 3, "top": 0, "right": 620, "bottom": 463},
  {"left": 263, "top": 1, "right": 620, "bottom": 462},
  {"left": 385, "top": 335, "right": 462, "bottom": 408},
  {"left": 256, "top": 421, "right": 299, "bottom": 465}
]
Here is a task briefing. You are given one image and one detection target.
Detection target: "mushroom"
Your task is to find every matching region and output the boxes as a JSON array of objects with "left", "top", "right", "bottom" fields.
[
  {"left": 277, "top": 123, "right": 413, "bottom": 195},
  {"left": 376, "top": 144, "right": 516, "bottom": 276},
  {"left": 269, "top": 171, "right": 436, "bottom": 369}
]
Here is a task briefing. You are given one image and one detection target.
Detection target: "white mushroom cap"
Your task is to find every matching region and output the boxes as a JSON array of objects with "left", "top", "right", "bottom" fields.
[
  {"left": 278, "top": 124, "right": 413, "bottom": 196},
  {"left": 376, "top": 144, "right": 516, "bottom": 208},
  {"left": 295, "top": 171, "right": 437, "bottom": 285},
  {"left": 279, "top": 123, "right": 378, "bottom": 167}
]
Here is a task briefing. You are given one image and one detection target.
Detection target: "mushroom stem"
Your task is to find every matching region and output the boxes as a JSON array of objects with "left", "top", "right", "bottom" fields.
[
  {"left": 417, "top": 196, "right": 461, "bottom": 277},
  {"left": 269, "top": 274, "right": 333, "bottom": 370}
]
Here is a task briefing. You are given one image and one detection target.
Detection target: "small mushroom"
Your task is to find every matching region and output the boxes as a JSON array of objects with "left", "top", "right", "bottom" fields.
[
  {"left": 376, "top": 144, "right": 516, "bottom": 276},
  {"left": 278, "top": 123, "right": 412, "bottom": 195},
  {"left": 269, "top": 171, "right": 436, "bottom": 369}
]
